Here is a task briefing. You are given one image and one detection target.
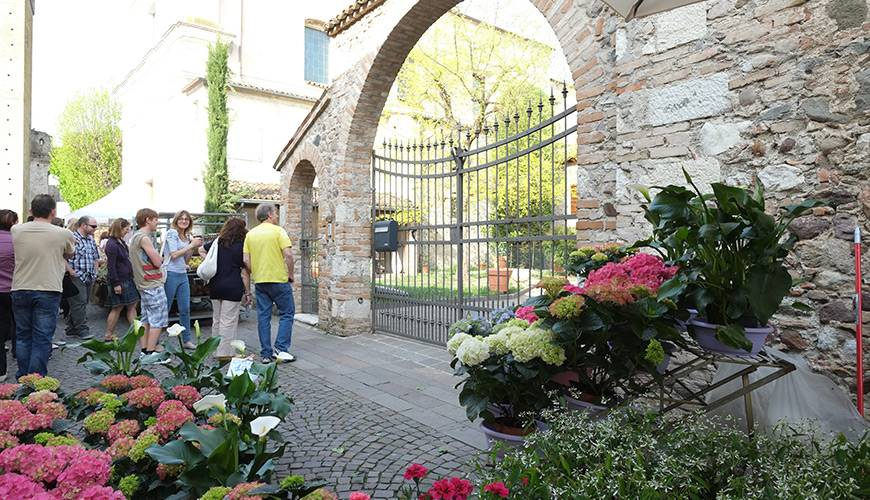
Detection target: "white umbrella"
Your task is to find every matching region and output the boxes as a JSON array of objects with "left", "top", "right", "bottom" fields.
[{"left": 602, "top": 0, "right": 707, "bottom": 21}]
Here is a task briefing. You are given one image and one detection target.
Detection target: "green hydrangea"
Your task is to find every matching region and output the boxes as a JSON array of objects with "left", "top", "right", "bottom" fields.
[
  {"left": 129, "top": 432, "right": 159, "bottom": 462},
  {"left": 645, "top": 339, "right": 665, "bottom": 367},
  {"left": 103, "top": 397, "right": 123, "bottom": 414},
  {"left": 482, "top": 332, "right": 510, "bottom": 355},
  {"left": 199, "top": 486, "right": 232, "bottom": 500},
  {"left": 455, "top": 336, "right": 490, "bottom": 366},
  {"left": 34, "top": 432, "right": 79, "bottom": 447},
  {"left": 494, "top": 318, "right": 531, "bottom": 332},
  {"left": 280, "top": 475, "right": 304, "bottom": 489},
  {"left": 549, "top": 294, "right": 586, "bottom": 319},
  {"left": 110, "top": 465, "right": 120, "bottom": 484},
  {"left": 34, "top": 432, "right": 53, "bottom": 445},
  {"left": 508, "top": 326, "right": 565, "bottom": 365},
  {"left": 446, "top": 332, "right": 471, "bottom": 355},
  {"left": 577, "top": 246, "right": 597, "bottom": 257},
  {"left": 591, "top": 252, "right": 608, "bottom": 262},
  {"left": 119, "top": 474, "right": 140, "bottom": 499},
  {"left": 83, "top": 410, "right": 115, "bottom": 435},
  {"left": 144, "top": 416, "right": 157, "bottom": 427},
  {"left": 32, "top": 377, "right": 61, "bottom": 392},
  {"left": 536, "top": 277, "right": 569, "bottom": 297}
]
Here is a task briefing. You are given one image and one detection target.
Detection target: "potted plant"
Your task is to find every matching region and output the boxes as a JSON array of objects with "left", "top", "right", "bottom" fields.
[
  {"left": 523, "top": 258, "right": 684, "bottom": 413},
  {"left": 562, "top": 242, "right": 636, "bottom": 281},
  {"left": 633, "top": 168, "right": 826, "bottom": 354},
  {"left": 447, "top": 313, "right": 564, "bottom": 449}
]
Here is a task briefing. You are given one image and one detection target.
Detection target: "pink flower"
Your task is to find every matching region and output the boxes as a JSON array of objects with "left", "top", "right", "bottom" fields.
[
  {"left": 76, "top": 485, "right": 126, "bottom": 499},
  {"left": 429, "top": 479, "right": 454, "bottom": 500},
  {"left": 0, "top": 400, "right": 29, "bottom": 432},
  {"left": 156, "top": 463, "right": 185, "bottom": 481},
  {"left": 100, "top": 375, "right": 130, "bottom": 393},
  {"left": 55, "top": 448, "right": 112, "bottom": 498},
  {"left": 484, "top": 482, "right": 509, "bottom": 498},
  {"left": 584, "top": 262, "right": 630, "bottom": 288},
  {"left": 450, "top": 478, "right": 473, "bottom": 500},
  {"left": 228, "top": 482, "right": 265, "bottom": 500},
  {"left": 34, "top": 401, "right": 67, "bottom": 420},
  {"left": 404, "top": 463, "right": 428, "bottom": 480},
  {"left": 171, "top": 385, "right": 202, "bottom": 408},
  {"left": 0, "top": 472, "right": 47, "bottom": 498},
  {"left": 107, "top": 420, "right": 140, "bottom": 443},
  {"left": 583, "top": 280, "right": 635, "bottom": 306},
  {"left": 128, "top": 375, "right": 159, "bottom": 389},
  {"left": 563, "top": 284, "right": 582, "bottom": 294},
  {"left": 514, "top": 306, "right": 538, "bottom": 325},
  {"left": 157, "top": 399, "right": 187, "bottom": 418},
  {"left": 106, "top": 437, "right": 135, "bottom": 460},
  {"left": 153, "top": 408, "right": 194, "bottom": 439},
  {"left": 349, "top": 492, "right": 371, "bottom": 500},
  {"left": 0, "top": 383, "right": 21, "bottom": 399},
  {"left": 124, "top": 386, "right": 165, "bottom": 409},
  {"left": 8, "top": 413, "right": 52, "bottom": 436},
  {"left": 0, "top": 431, "right": 19, "bottom": 450},
  {"left": 620, "top": 253, "right": 677, "bottom": 293}
]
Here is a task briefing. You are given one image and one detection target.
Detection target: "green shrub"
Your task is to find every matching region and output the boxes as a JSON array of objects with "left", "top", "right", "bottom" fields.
[{"left": 477, "top": 409, "right": 870, "bottom": 499}]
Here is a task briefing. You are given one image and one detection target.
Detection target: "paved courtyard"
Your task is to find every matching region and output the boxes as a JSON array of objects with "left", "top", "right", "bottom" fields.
[{"left": 5, "top": 302, "right": 485, "bottom": 498}]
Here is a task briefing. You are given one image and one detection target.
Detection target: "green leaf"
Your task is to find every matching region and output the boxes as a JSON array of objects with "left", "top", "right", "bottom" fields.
[
  {"left": 179, "top": 422, "right": 230, "bottom": 458},
  {"left": 227, "top": 371, "right": 254, "bottom": 401},
  {"left": 146, "top": 440, "right": 204, "bottom": 466},
  {"left": 83, "top": 359, "right": 111, "bottom": 375},
  {"left": 269, "top": 396, "right": 294, "bottom": 420},
  {"left": 714, "top": 324, "right": 753, "bottom": 352},
  {"left": 791, "top": 301, "right": 813, "bottom": 312},
  {"left": 746, "top": 266, "right": 792, "bottom": 325}
]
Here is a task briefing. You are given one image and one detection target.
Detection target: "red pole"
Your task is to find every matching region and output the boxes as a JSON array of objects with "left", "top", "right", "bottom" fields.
[{"left": 856, "top": 227, "right": 864, "bottom": 417}]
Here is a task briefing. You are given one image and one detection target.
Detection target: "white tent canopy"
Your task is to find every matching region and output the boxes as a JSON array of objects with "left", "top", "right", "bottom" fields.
[
  {"left": 61, "top": 182, "right": 164, "bottom": 223},
  {"left": 602, "top": 0, "right": 706, "bottom": 20}
]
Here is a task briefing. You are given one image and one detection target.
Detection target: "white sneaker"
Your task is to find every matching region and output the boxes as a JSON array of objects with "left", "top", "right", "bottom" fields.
[
  {"left": 0, "top": 375, "right": 6, "bottom": 383},
  {"left": 53, "top": 340, "right": 67, "bottom": 346},
  {"left": 51, "top": 343, "right": 59, "bottom": 349},
  {"left": 275, "top": 351, "right": 296, "bottom": 362}
]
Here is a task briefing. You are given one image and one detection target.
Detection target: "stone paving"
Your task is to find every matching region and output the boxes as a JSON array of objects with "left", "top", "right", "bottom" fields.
[{"left": 4, "top": 303, "right": 485, "bottom": 499}]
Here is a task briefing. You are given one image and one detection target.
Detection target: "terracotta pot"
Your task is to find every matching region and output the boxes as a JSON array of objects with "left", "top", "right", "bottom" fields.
[
  {"left": 550, "top": 371, "right": 580, "bottom": 387},
  {"left": 487, "top": 268, "right": 512, "bottom": 293},
  {"left": 498, "top": 256, "right": 508, "bottom": 268},
  {"left": 421, "top": 266, "right": 428, "bottom": 274},
  {"left": 690, "top": 318, "right": 773, "bottom": 356}
]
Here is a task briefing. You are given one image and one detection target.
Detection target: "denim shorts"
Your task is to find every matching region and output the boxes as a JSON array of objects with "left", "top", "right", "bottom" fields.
[{"left": 139, "top": 287, "right": 168, "bottom": 328}]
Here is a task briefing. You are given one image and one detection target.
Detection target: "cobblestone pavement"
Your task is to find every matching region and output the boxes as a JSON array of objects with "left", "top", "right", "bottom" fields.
[{"left": 3, "top": 303, "right": 485, "bottom": 499}]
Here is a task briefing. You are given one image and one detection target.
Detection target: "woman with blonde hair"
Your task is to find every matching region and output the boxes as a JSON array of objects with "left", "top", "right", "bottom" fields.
[
  {"left": 198, "top": 217, "right": 251, "bottom": 359},
  {"left": 162, "top": 210, "right": 201, "bottom": 349},
  {"left": 103, "top": 218, "right": 139, "bottom": 342}
]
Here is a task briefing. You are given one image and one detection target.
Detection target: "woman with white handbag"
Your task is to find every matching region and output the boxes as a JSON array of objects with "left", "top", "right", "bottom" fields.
[{"left": 198, "top": 217, "right": 251, "bottom": 359}]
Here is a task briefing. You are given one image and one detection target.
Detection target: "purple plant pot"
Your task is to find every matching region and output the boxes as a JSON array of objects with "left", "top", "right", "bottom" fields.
[
  {"left": 479, "top": 421, "right": 529, "bottom": 456},
  {"left": 690, "top": 318, "right": 773, "bottom": 356}
]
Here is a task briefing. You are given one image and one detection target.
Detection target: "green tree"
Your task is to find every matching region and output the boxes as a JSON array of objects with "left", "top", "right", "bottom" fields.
[
  {"left": 50, "top": 88, "right": 122, "bottom": 210},
  {"left": 204, "top": 40, "right": 230, "bottom": 218}
]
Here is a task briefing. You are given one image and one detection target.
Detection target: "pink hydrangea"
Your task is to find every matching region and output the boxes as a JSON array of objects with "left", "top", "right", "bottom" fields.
[
  {"left": 124, "top": 386, "right": 165, "bottom": 409},
  {"left": 563, "top": 284, "right": 583, "bottom": 294},
  {"left": 0, "top": 443, "right": 71, "bottom": 483},
  {"left": 0, "top": 431, "right": 19, "bottom": 450},
  {"left": 514, "top": 306, "right": 538, "bottom": 325},
  {"left": 156, "top": 399, "right": 187, "bottom": 418},
  {"left": 25, "top": 390, "right": 59, "bottom": 412},
  {"left": 583, "top": 280, "right": 635, "bottom": 306},
  {"left": 106, "top": 437, "right": 135, "bottom": 460},
  {"left": 156, "top": 463, "right": 185, "bottom": 481},
  {"left": 0, "top": 383, "right": 21, "bottom": 399},
  {"left": 153, "top": 408, "right": 194, "bottom": 439},
  {"left": 228, "top": 482, "right": 265, "bottom": 500},
  {"left": 584, "top": 262, "right": 630, "bottom": 288},
  {"left": 0, "top": 400, "right": 29, "bottom": 432},
  {"left": 620, "top": 253, "right": 678, "bottom": 293},
  {"left": 17, "top": 373, "right": 43, "bottom": 388},
  {"left": 0, "top": 472, "right": 47, "bottom": 498},
  {"left": 100, "top": 375, "right": 130, "bottom": 393},
  {"left": 8, "top": 413, "right": 52, "bottom": 436},
  {"left": 128, "top": 376, "right": 159, "bottom": 389},
  {"left": 107, "top": 420, "right": 140, "bottom": 443},
  {"left": 171, "top": 385, "right": 202, "bottom": 408},
  {"left": 76, "top": 485, "right": 125, "bottom": 500},
  {"left": 55, "top": 448, "right": 112, "bottom": 498},
  {"left": 34, "top": 401, "right": 67, "bottom": 421}
]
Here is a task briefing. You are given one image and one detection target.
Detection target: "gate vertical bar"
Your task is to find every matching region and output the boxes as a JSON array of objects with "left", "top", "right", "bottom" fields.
[{"left": 452, "top": 143, "right": 464, "bottom": 316}]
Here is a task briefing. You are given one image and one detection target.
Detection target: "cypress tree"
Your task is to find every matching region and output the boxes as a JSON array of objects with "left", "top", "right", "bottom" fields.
[{"left": 204, "top": 40, "right": 230, "bottom": 220}]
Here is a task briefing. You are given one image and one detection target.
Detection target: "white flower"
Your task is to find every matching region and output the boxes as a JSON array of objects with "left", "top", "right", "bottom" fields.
[
  {"left": 250, "top": 416, "right": 281, "bottom": 437},
  {"left": 508, "top": 326, "right": 563, "bottom": 364},
  {"left": 446, "top": 332, "right": 471, "bottom": 355},
  {"left": 483, "top": 332, "right": 511, "bottom": 355},
  {"left": 193, "top": 394, "right": 226, "bottom": 413},
  {"left": 132, "top": 319, "right": 142, "bottom": 333},
  {"left": 231, "top": 340, "right": 246, "bottom": 354},
  {"left": 166, "top": 324, "right": 185, "bottom": 337},
  {"left": 455, "top": 336, "right": 490, "bottom": 366}
]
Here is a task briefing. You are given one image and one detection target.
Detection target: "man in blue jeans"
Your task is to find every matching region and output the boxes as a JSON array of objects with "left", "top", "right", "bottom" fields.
[
  {"left": 11, "top": 195, "right": 75, "bottom": 378},
  {"left": 243, "top": 204, "right": 296, "bottom": 364}
]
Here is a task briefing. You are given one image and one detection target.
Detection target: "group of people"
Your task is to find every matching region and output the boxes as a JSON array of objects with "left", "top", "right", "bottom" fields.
[{"left": 0, "top": 195, "right": 298, "bottom": 381}]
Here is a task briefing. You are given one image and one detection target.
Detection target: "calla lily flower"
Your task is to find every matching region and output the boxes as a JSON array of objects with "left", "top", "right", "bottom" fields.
[
  {"left": 193, "top": 394, "right": 226, "bottom": 414},
  {"left": 167, "top": 324, "right": 184, "bottom": 337},
  {"left": 250, "top": 416, "right": 281, "bottom": 437},
  {"left": 132, "top": 319, "right": 142, "bottom": 333},
  {"left": 231, "top": 340, "right": 246, "bottom": 354}
]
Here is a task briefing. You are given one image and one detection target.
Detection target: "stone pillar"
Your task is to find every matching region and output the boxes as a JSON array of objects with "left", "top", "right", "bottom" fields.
[{"left": 0, "top": 0, "right": 34, "bottom": 216}]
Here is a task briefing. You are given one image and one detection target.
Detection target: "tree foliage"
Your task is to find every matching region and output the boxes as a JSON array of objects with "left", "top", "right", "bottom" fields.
[
  {"left": 50, "top": 88, "right": 122, "bottom": 210},
  {"left": 395, "top": 8, "right": 555, "bottom": 148},
  {"left": 204, "top": 40, "right": 230, "bottom": 216}
]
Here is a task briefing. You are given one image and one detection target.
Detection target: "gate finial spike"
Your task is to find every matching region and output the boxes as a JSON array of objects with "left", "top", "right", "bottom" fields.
[
  {"left": 526, "top": 101, "right": 533, "bottom": 117},
  {"left": 562, "top": 81, "right": 569, "bottom": 100},
  {"left": 514, "top": 108, "right": 520, "bottom": 123},
  {"left": 538, "top": 97, "right": 544, "bottom": 114},
  {"left": 549, "top": 88, "right": 556, "bottom": 108}
]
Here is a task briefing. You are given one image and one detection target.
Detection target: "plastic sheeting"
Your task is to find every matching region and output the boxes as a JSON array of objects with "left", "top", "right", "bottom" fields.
[{"left": 706, "top": 347, "right": 869, "bottom": 443}]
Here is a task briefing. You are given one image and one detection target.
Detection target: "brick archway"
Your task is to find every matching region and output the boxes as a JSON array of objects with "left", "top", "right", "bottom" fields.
[{"left": 275, "top": 0, "right": 612, "bottom": 334}]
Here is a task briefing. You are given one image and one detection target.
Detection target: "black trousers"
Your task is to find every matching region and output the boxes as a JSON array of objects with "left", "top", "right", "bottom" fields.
[{"left": 0, "top": 291, "right": 14, "bottom": 376}]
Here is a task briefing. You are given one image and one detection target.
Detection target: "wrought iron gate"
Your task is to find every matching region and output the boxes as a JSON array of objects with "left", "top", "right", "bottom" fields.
[
  {"left": 300, "top": 187, "right": 319, "bottom": 314},
  {"left": 371, "top": 89, "right": 578, "bottom": 345}
]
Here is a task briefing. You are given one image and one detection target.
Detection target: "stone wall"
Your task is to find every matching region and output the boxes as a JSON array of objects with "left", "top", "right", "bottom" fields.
[{"left": 276, "top": 0, "right": 869, "bottom": 413}]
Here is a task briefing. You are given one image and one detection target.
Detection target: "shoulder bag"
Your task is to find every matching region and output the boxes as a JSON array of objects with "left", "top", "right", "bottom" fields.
[{"left": 196, "top": 237, "right": 219, "bottom": 283}]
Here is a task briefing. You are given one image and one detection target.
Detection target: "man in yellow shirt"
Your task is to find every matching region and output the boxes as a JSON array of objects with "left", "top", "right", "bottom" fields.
[{"left": 243, "top": 204, "right": 296, "bottom": 363}]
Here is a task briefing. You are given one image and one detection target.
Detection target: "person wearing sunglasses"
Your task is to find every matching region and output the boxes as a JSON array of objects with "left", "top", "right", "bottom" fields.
[{"left": 64, "top": 215, "right": 100, "bottom": 342}]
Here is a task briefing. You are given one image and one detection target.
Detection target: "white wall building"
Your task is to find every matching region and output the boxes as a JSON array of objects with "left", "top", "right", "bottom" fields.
[{"left": 114, "top": 0, "right": 348, "bottom": 212}]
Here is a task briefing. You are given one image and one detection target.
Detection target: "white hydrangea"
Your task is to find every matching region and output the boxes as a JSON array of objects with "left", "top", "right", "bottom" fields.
[
  {"left": 446, "top": 332, "right": 471, "bottom": 355},
  {"left": 483, "top": 332, "right": 511, "bottom": 355},
  {"left": 455, "top": 336, "right": 490, "bottom": 366},
  {"left": 508, "top": 326, "right": 565, "bottom": 365}
]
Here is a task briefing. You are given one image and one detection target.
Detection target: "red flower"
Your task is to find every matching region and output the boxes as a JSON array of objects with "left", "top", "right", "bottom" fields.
[
  {"left": 484, "top": 482, "right": 509, "bottom": 498},
  {"left": 404, "top": 463, "right": 428, "bottom": 480},
  {"left": 429, "top": 479, "right": 454, "bottom": 500},
  {"left": 521, "top": 478, "right": 528, "bottom": 486},
  {"left": 450, "top": 478, "right": 473, "bottom": 500}
]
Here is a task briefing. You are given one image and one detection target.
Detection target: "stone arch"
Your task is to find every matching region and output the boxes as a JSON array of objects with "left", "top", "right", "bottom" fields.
[{"left": 277, "top": 0, "right": 614, "bottom": 335}]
